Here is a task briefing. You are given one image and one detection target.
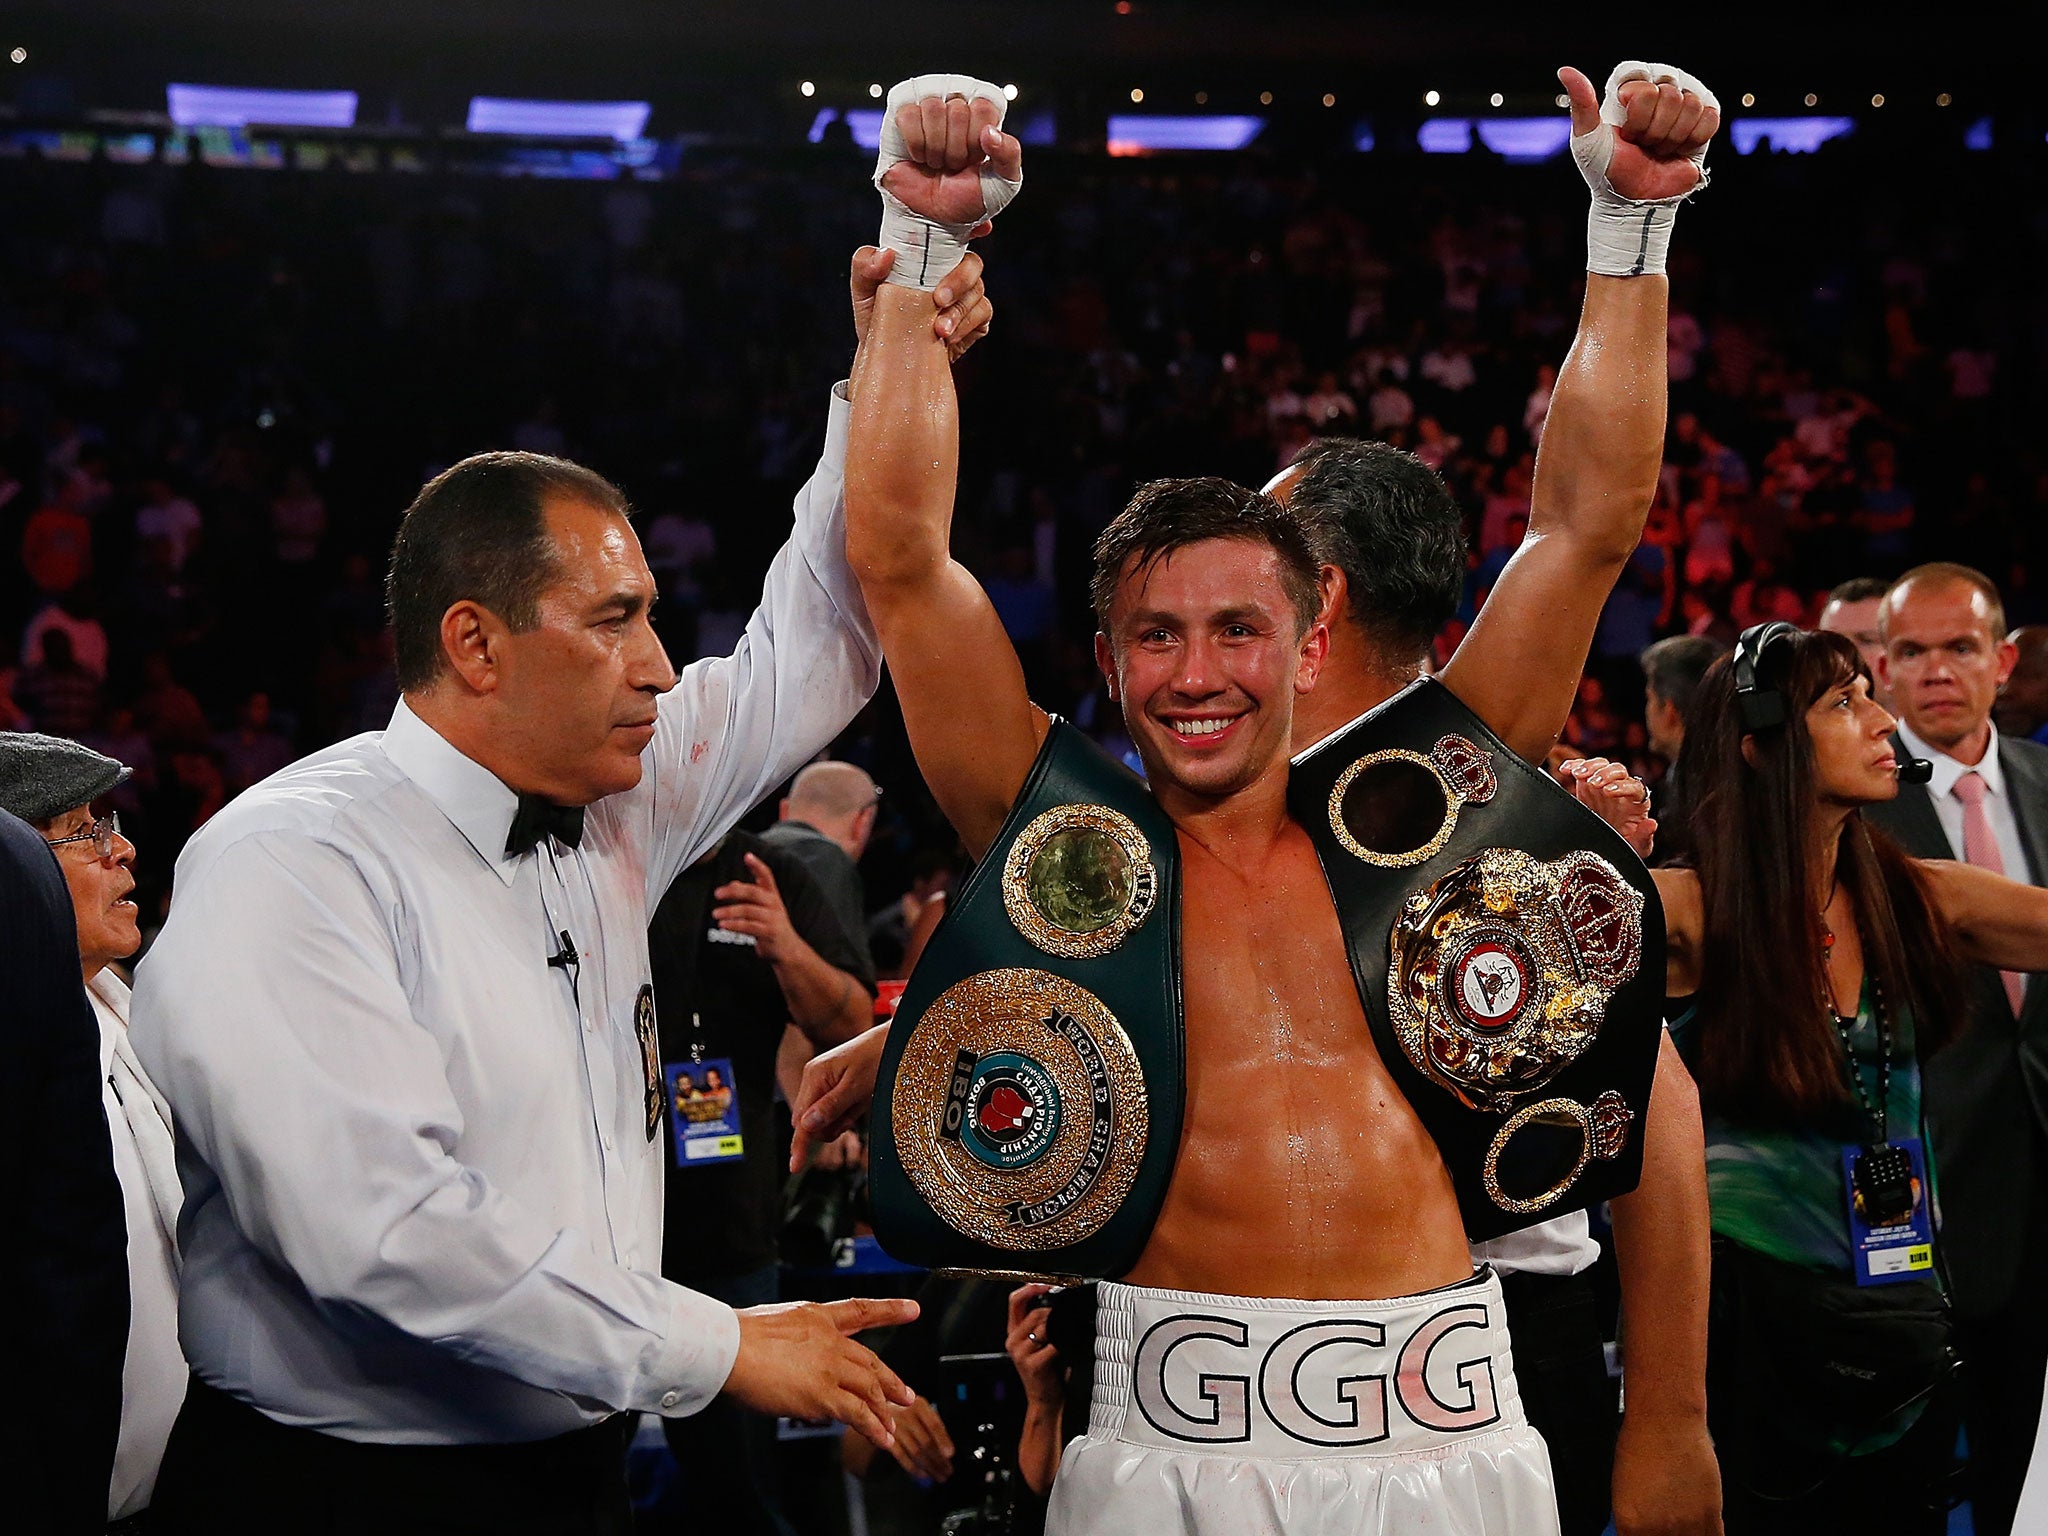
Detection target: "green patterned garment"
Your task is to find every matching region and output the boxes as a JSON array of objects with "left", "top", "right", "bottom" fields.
[{"left": 1671, "top": 980, "right": 1928, "bottom": 1274}]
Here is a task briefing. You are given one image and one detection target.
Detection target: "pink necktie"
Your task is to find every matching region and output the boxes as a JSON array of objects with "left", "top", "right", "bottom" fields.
[{"left": 1954, "top": 770, "right": 2027, "bottom": 1015}]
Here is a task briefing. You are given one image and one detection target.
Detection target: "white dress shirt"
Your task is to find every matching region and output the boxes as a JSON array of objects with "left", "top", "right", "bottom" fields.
[
  {"left": 89, "top": 969, "right": 186, "bottom": 1518},
  {"left": 1897, "top": 718, "right": 2037, "bottom": 884},
  {"left": 132, "top": 387, "right": 878, "bottom": 1444},
  {"left": 1296, "top": 688, "right": 1598, "bottom": 1278}
]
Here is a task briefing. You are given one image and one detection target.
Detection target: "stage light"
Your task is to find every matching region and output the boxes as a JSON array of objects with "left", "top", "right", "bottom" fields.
[
  {"left": 1131, "top": 87, "right": 1144, "bottom": 103},
  {"left": 1424, "top": 89, "right": 1441, "bottom": 107},
  {"left": 1936, "top": 92, "right": 1953, "bottom": 107},
  {"left": 799, "top": 81, "right": 815, "bottom": 98},
  {"left": 169, "top": 85, "right": 359, "bottom": 129},
  {"left": 1555, "top": 93, "right": 1569, "bottom": 109},
  {"left": 869, "top": 83, "right": 883, "bottom": 99},
  {"left": 1476, "top": 118, "right": 1573, "bottom": 162},
  {"left": 1419, "top": 118, "right": 1473, "bottom": 154},
  {"left": 1803, "top": 92, "right": 1818, "bottom": 107},
  {"left": 1322, "top": 94, "right": 1336, "bottom": 108},
  {"left": 1490, "top": 92, "right": 1504, "bottom": 107},
  {"left": 1106, "top": 115, "right": 1265, "bottom": 154},
  {"left": 1965, "top": 117, "right": 1992, "bottom": 151},
  {"left": 1729, "top": 117, "right": 1854, "bottom": 155},
  {"left": 467, "top": 98, "right": 650, "bottom": 140},
  {"left": 1115, "top": 1, "right": 1133, "bottom": 12},
  {"left": 1195, "top": 91, "right": 1209, "bottom": 105},
  {"left": 9, "top": 47, "right": 25, "bottom": 65},
  {"left": 808, "top": 109, "right": 888, "bottom": 149},
  {"left": 1871, "top": 94, "right": 1884, "bottom": 108},
  {"left": 1259, "top": 91, "right": 1273, "bottom": 106},
  {"left": 1741, "top": 93, "right": 1756, "bottom": 107},
  {"left": 1003, "top": 84, "right": 1019, "bottom": 101}
]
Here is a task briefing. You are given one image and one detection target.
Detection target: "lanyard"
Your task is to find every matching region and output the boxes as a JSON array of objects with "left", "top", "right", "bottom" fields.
[{"left": 1830, "top": 977, "right": 1892, "bottom": 1148}]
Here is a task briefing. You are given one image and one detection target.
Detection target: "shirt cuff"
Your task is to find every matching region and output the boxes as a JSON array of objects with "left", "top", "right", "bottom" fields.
[
  {"left": 645, "top": 1285, "right": 742, "bottom": 1416},
  {"left": 792, "top": 382, "right": 873, "bottom": 649}
]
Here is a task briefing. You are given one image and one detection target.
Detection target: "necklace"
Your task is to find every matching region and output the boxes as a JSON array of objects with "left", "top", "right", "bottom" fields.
[
  {"left": 1830, "top": 976, "right": 1893, "bottom": 1147},
  {"left": 1820, "top": 881, "right": 1891, "bottom": 1144}
]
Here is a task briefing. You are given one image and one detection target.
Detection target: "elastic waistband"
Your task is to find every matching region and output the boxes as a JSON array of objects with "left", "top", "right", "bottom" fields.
[{"left": 1090, "top": 1268, "right": 1525, "bottom": 1459}]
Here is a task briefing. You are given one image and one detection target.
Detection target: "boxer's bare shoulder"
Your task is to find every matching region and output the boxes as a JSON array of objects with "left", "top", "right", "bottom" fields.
[{"left": 1124, "top": 815, "right": 1472, "bottom": 1301}]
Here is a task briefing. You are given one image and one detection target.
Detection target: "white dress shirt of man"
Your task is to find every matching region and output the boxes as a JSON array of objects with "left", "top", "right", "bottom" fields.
[{"left": 132, "top": 244, "right": 994, "bottom": 1506}]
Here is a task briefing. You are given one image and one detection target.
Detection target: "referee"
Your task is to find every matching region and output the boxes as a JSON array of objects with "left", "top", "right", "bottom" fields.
[{"left": 133, "top": 257, "right": 992, "bottom": 1532}]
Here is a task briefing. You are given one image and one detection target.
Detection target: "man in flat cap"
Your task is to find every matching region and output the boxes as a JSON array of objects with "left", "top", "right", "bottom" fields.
[
  {"left": 0, "top": 735, "right": 130, "bottom": 1533},
  {"left": 1, "top": 732, "right": 187, "bottom": 1529}
]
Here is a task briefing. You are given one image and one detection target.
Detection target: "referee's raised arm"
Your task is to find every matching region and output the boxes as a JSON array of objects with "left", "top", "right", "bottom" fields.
[{"left": 130, "top": 424, "right": 942, "bottom": 1532}]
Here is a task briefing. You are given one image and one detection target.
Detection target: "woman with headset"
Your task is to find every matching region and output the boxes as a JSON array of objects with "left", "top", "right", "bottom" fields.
[{"left": 1652, "top": 622, "right": 2048, "bottom": 1532}]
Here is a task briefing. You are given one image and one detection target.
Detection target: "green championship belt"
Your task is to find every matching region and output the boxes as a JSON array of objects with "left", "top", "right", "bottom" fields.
[
  {"left": 869, "top": 722, "right": 1182, "bottom": 1278},
  {"left": 1290, "top": 678, "right": 1666, "bottom": 1242}
]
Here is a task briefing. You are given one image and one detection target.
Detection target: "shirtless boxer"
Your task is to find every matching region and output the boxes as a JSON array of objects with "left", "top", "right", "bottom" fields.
[
  {"left": 1269, "top": 67, "right": 1719, "bottom": 1536},
  {"left": 820, "top": 65, "right": 1714, "bottom": 1534}
]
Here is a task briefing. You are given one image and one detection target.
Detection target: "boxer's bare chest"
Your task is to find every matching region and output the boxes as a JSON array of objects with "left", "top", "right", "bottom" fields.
[{"left": 1124, "top": 820, "right": 1472, "bottom": 1300}]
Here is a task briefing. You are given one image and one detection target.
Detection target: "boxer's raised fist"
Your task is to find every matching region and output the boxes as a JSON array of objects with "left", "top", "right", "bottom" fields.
[
  {"left": 872, "top": 75, "right": 1022, "bottom": 291},
  {"left": 884, "top": 117, "right": 1022, "bottom": 229},
  {"left": 1559, "top": 60, "right": 1718, "bottom": 277},
  {"left": 1560, "top": 64, "right": 1718, "bottom": 204}
]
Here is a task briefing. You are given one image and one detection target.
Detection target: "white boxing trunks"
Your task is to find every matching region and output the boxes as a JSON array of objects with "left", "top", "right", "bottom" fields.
[{"left": 1044, "top": 1268, "right": 1558, "bottom": 1536}]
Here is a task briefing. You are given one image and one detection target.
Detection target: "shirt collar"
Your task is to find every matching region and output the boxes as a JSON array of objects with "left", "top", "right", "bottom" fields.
[
  {"left": 381, "top": 697, "right": 526, "bottom": 885},
  {"left": 1897, "top": 718, "right": 2005, "bottom": 802}
]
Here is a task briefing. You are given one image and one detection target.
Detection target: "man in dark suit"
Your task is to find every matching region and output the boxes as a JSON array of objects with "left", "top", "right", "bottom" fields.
[
  {"left": 0, "top": 806, "right": 129, "bottom": 1532},
  {"left": 1865, "top": 563, "right": 2048, "bottom": 1536}
]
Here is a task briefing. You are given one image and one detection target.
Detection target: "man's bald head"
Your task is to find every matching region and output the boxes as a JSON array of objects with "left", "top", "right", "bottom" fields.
[
  {"left": 782, "top": 759, "right": 880, "bottom": 859},
  {"left": 1879, "top": 563, "right": 2007, "bottom": 647}
]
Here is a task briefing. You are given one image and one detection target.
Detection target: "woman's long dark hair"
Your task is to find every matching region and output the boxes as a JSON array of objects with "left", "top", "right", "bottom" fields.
[{"left": 1677, "top": 629, "right": 1967, "bottom": 1129}]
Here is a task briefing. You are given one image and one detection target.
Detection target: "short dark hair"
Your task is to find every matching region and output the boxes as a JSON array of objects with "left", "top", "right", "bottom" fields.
[
  {"left": 1284, "top": 438, "right": 1464, "bottom": 666},
  {"left": 386, "top": 451, "right": 631, "bottom": 692},
  {"left": 1640, "top": 634, "right": 1727, "bottom": 720},
  {"left": 1090, "top": 477, "right": 1320, "bottom": 637},
  {"left": 1824, "top": 576, "right": 1890, "bottom": 608}
]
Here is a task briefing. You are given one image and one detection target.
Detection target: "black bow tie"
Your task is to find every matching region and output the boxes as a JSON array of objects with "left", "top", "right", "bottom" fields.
[{"left": 506, "top": 794, "right": 585, "bottom": 857}]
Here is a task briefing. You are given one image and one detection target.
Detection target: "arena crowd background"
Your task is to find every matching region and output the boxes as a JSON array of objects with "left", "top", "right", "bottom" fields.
[{"left": 3, "top": 2, "right": 2038, "bottom": 928}]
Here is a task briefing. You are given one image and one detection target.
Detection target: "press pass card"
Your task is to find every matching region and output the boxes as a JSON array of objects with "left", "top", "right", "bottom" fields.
[
  {"left": 666, "top": 1058, "right": 744, "bottom": 1165},
  {"left": 1841, "top": 1135, "right": 1935, "bottom": 1287}
]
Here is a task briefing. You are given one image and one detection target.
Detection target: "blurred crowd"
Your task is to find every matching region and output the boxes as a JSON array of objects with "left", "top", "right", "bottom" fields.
[{"left": 1, "top": 124, "right": 2040, "bottom": 925}]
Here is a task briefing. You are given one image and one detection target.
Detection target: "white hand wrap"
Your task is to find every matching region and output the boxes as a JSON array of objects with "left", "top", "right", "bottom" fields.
[
  {"left": 873, "top": 74, "right": 1020, "bottom": 291},
  {"left": 1571, "top": 60, "right": 1717, "bottom": 278}
]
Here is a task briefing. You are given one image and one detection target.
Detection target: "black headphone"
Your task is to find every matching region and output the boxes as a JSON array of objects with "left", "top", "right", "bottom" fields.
[
  {"left": 1732, "top": 621, "right": 1800, "bottom": 731},
  {"left": 1730, "top": 619, "right": 1934, "bottom": 784}
]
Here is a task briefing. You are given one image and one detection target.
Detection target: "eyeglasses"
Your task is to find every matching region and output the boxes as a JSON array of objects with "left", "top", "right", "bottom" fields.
[{"left": 46, "top": 811, "right": 122, "bottom": 860}]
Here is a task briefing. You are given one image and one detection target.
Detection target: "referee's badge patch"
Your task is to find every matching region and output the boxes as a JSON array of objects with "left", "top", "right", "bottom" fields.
[{"left": 635, "top": 985, "right": 662, "bottom": 1141}]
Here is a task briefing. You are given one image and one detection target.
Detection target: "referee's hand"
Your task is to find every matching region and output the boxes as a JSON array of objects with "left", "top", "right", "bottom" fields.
[{"left": 722, "top": 1296, "right": 920, "bottom": 1448}]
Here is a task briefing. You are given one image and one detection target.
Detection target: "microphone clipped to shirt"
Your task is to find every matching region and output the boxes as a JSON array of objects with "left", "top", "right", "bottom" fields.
[{"left": 547, "top": 929, "right": 581, "bottom": 972}]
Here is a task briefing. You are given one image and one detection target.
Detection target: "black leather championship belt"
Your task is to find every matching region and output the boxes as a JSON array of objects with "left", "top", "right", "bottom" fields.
[
  {"left": 869, "top": 722, "right": 1183, "bottom": 1278},
  {"left": 1290, "top": 678, "right": 1665, "bottom": 1242}
]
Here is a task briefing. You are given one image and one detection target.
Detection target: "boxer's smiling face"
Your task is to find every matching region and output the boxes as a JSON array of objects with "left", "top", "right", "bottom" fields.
[{"left": 1097, "top": 537, "right": 1326, "bottom": 802}]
